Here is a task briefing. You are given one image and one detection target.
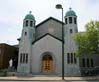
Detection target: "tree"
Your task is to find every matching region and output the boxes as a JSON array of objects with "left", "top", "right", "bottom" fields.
[{"left": 74, "top": 21, "right": 99, "bottom": 56}]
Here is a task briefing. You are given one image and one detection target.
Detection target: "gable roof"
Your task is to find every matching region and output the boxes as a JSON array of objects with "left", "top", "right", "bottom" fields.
[
  {"left": 36, "top": 17, "right": 64, "bottom": 28},
  {"left": 32, "top": 33, "right": 62, "bottom": 44}
]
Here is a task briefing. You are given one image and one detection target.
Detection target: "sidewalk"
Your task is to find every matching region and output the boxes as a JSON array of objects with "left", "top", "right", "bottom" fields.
[{"left": 0, "top": 76, "right": 99, "bottom": 81}]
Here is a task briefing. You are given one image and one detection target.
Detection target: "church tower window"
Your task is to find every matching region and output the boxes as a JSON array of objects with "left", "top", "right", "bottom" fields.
[
  {"left": 65, "top": 18, "right": 67, "bottom": 24},
  {"left": 70, "top": 29, "right": 73, "bottom": 33},
  {"left": 26, "top": 20, "right": 28, "bottom": 26},
  {"left": 69, "top": 17, "right": 72, "bottom": 24},
  {"left": 24, "top": 32, "right": 27, "bottom": 36},
  {"left": 30, "top": 21, "right": 33, "bottom": 27},
  {"left": 74, "top": 18, "right": 77, "bottom": 24}
]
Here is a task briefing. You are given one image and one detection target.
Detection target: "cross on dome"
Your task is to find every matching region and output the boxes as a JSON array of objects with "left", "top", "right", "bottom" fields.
[
  {"left": 29, "top": 11, "right": 32, "bottom": 14},
  {"left": 69, "top": 7, "right": 72, "bottom": 10}
]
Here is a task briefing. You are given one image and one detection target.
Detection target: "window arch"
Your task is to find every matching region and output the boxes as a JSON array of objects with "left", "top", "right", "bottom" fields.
[{"left": 42, "top": 55, "right": 53, "bottom": 61}]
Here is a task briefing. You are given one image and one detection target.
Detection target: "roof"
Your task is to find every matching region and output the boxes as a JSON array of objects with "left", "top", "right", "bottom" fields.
[
  {"left": 65, "top": 8, "right": 76, "bottom": 16},
  {"left": 36, "top": 17, "right": 64, "bottom": 28},
  {"left": 32, "top": 33, "right": 62, "bottom": 44},
  {"left": 24, "top": 11, "right": 35, "bottom": 20},
  {"left": 0, "top": 43, "right": 18, "bottom": 49}
]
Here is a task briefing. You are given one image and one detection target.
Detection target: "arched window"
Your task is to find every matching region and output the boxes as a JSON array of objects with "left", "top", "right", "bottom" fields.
[
  {"left": 25, "top": 20, "right": 28, "bottom": 26},
  {"left": 69, "top": 17, "right": 72, "bottom": 24},
  {"left": 65, "top": 18, "right": 67, "bottom": 24},
  {"left": 74, "top": 18, "right": 77, "bottom": 24},
  {"left": 30, "top": 21, "right": 33, "bottom": 27}
]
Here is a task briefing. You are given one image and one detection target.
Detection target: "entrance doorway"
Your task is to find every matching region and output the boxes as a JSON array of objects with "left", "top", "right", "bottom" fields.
[{"left": 42, "top": 55, "right": 53, "bottom": 73}]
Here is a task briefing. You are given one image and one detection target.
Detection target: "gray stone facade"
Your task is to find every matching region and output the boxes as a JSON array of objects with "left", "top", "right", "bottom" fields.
[{"left": 17, "top": 9, "right": 99, "bottom": 76}]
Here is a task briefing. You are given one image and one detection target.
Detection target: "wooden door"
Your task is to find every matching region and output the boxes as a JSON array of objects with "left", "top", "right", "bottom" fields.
[{"left": 42, "top": 55, "right": 53, "bottom": 73}]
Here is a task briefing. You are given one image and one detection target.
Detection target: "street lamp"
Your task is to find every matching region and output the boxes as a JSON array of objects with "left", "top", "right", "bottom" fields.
[{"left": 56, "top": 4, "right": 64, "bottom": 80}]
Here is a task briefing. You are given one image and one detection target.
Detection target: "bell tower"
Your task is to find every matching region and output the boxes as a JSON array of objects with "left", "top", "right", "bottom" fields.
[
  {"left": 64, "top": 8, "right": 80, "bottom": 75},
  {"left": 17, "top": 11, "right": 36, "bottom": 74}
]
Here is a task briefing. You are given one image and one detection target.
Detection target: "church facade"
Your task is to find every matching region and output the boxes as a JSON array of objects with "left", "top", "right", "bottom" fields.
[{"left": 17, "top": 8, "right": 81, "bottom": 76}]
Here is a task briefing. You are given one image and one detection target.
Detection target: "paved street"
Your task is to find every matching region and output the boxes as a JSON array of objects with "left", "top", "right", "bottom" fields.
[
  {"left": 0, "top": 76, "right": 99, "bottom": 80},
  {"left": 0, "top": 76, "right": 99, "bottom": 82},
  {"left": 0, "top": 81, "right": 99, "bottom": 82}
]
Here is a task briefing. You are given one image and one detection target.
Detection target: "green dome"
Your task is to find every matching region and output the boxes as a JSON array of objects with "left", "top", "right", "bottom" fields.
[
  {"left": 24, "top": 11, "right": 35, "bottom": 20},
  {"left": 65, "top": 8, "right": 76, "bottom": 16}
]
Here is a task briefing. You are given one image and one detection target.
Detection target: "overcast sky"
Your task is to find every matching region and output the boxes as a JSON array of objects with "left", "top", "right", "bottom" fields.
[{"left": 0, "top": 0, "right": 99, "bottom": 45}]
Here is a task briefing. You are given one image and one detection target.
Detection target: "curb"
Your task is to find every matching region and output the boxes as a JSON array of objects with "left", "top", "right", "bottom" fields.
[{"left": 0, "top": 79, "right": 99, "bottom": 81}]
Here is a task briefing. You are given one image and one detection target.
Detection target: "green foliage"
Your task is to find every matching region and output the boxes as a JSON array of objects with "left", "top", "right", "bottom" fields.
[{"left": 74, "top": 20, "right": 99, "bottom": 56}]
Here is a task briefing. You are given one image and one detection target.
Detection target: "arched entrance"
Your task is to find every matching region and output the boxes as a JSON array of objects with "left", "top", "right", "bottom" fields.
[{"left": 42, "top": 54, "right": 53, "bottom": 73}]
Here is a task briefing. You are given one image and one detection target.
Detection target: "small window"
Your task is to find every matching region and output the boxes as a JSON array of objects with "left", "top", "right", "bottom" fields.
[
  {"left": 69, "top": 17, "right": 72, "bottom": 24},
  {"left": 26, "top": 53, "right": 28, "bottom": 63},
  {"left": 30, "top": 21, "right": 33, "bottom": 27},
  {"left": 23, "top": 53, "right": 25, "bottom": 63},
  {"left": 74, "top": 53, "right": 77, "bottom": 64},
  {"left": 91, "top": 59, "right": 94, "bottom": 67},
  {"left": 87, "top": 58, "right": 89, "bottom": 68},
  {"left": 67, "top": 53, "right": 70, "bottom": 64},
  {"left": 70, "top": 29, "right": 73, "bottom": 33},
  {"left": 25, "top": 32, "right": 27, "bottom": 36},
  {"left": 20, "top": 53, "right": 22, "bottom": 63},
  {"left": 82, "top": 58, "right": 85, "bottom": 67},
  {"left": 26, "top": 20, "right": 28, "bottom": 26},
  {"left": 65, "top": 18, "right": 67, "bottom": 24},
  {"left": 71, "top": 53, "right": 73, "bottom": 64},
  {"left": 74, "top": 18, "right": 77, "bottom": 24}
]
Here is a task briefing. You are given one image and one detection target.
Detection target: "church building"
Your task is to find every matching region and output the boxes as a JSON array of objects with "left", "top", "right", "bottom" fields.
[{"left": 17, "top": 8, "right": 81, "bottom": 76}]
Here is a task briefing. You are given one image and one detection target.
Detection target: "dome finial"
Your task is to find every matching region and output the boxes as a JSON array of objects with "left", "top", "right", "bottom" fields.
[
  {"left": 29, "top": 11, "right": 32, "bottom": 14},
  {"left": 65, "top": 8, "right": 76, "bottom": 16},
  {"left": 69, "top": 7, "right": 72, "bottom": 10},
  {"left": 24, "top": 11, "right": 35, "bottom": 20}
]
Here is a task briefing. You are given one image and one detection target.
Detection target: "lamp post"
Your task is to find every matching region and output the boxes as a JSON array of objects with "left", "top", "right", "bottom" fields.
[{"left": 56, "top": 4, "right": 64, "bottom": 80}]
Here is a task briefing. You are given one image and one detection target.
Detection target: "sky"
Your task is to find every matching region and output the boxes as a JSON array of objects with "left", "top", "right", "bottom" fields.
[{"left": 0, "top": 0, "right": 99, "bottom": 45}]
